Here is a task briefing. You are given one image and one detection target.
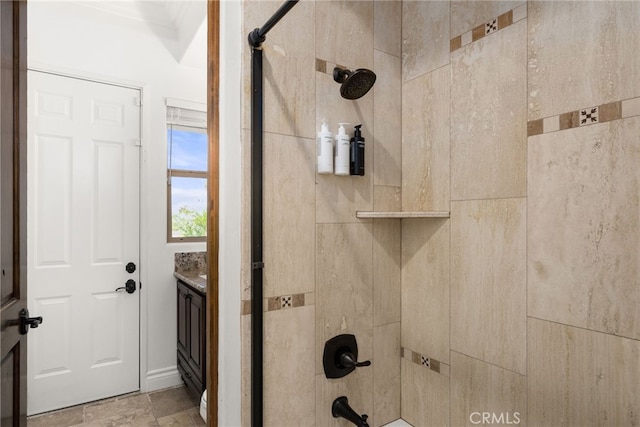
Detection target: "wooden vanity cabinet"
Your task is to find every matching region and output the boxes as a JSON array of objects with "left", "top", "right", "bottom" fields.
[{"left": 177, "top": 280, "right": 206, "bottom": 397}]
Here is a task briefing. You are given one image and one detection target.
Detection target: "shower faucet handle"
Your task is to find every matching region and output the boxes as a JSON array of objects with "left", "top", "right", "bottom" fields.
[
  {"left": 339, "top": 351, "right": 371, "bottom": 369},
  {"left": 323, "top": 334, "right": 369, "bottom": 378}
]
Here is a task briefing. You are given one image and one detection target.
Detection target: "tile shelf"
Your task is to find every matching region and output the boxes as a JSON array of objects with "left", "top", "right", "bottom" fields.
[{"left": 356, "top": 211, "right": 450, "bottom": 219}]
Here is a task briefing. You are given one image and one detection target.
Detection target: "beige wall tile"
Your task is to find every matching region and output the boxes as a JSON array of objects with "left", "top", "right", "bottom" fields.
[
  {"left": 373, "top": 220, "right": 401, "bottom": 326},
  {"left": 316, "top": 223, "right": 373, "bottom": 374},
  {"left": 402, "top": 65, "right": 450, "bottom": 211},
  {"left": 401, "top": 358, "right": 449, "bottom": 426},
  {"left": 451, "top": 20, "right": 527, "bottom": 200},
  {"left": 316, "top": 371, "right": 373, "bottom": 427},
  {"left": 264, "top": 306, "right": 316, "bottom": 427},
  {"left": 305, "top": 292, "right": 315, "bottom": 307},
  {"left": 622, "top": 97, "right": 640, "bottom": 118},
  {"left": 451, "top": 1, "right": 524, "bottom": 37},
  {"left": 373, "top": 185, "right": 401, "bottom": 212},
  {"left": 450, "top": 198, "right": 526, "bottom": 374},
  {"left": 512, "top": 3, "right": 527, "bottom": 23},
  {"left": 374, "top": 0, "right": 401, "bottom": 57},
  {"left": 241, "top": 11, "right": 252, "bottom": 132},
  {"left": 373, "top": 323, "right": 401, "bottom": 427},
  {"left": 401, "top": 218, "right": 449, "bottom": 363},
  {"left": 528, "top": 318, "right": 640, "bottom": 426},
  {"left": 528, "top": 117, "right": 640, "bottom": 339},
  {"left": 402, "top": 1, "right": 450, "bottom": 82},
  {"left": 241, "top": 130, "right": 251, "bottom": 301},
  {"left": 241, "top": 315, "right": 251, "bottom": 427},
  {"left": 374, "top": 50, "right": 402, "bottom": 187},
  {"left": 461, "top": 30, "right": 472, "bottom": 46},
  {"left": 451, "top": 351, "right": 527, "bottom": 427},
  {"left": 316, "top": 1, "right": 373, "bottom": 70},
  {"left": 243, "top": 0, "right": 316, "bottom": 138},
  {"left": 528, "top": 1, "right": 640, "bottom": 120},
  {"left": 264, "top": 133, "right": 315, "bottom": 297},
  {"left": 315, "top": 72, "right": 373, "bottom": 224},
  {"left": 543, "top": 116, "right": 559, "bottom": 133}
]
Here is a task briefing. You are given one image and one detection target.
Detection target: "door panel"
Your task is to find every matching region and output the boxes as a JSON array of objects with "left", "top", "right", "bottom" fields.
[
  {"left": 0, "top": 1, "right": 28, "bottom": 426},
  {"left": 27, "top": 72, "right": 141, "bottom": 415},
  {"left": 94, "top": 140, "right": 125, "bottom": 263},
  {"left": 33, "top": 134, "right": 72, "bottom": 267},
  {"left": 31, "top": 297, "right": 71, "bottom": 379}
]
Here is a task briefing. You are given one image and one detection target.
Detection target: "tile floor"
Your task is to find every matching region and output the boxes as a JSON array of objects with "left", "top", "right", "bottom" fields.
[{"left": 27, "top": 385, "right": 205, "bottom": 427}]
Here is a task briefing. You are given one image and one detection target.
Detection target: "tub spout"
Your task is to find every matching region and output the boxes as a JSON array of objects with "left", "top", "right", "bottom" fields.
[{"left": 332, "top": 396, "right": 369, "bottom": 427}]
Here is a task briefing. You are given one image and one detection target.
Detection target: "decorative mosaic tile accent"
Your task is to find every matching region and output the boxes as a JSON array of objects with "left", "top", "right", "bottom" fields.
[
  {"left": 241, "top": 300, "right": 251, "bottom": 316},
  {"left": 485, "top": 18, "right": 498, "bottom": 35},
  {"left": 450, "top": 7, "right": 523, "bottom": 53},
  {"left": 402, "top": 347, "right": 450, "bottom": 377},
  {"left": 315, "top": 57, "right": 349, "bottom": 77},
  {"left": 527, "top": 119, "right": 543, "bottom": 136},
  {"left": 599, "top": 101, "right": 622, "bottom": 122},
  {"left": 315, "top": 58, "right": 327, "bottom": 73},
  {"left": 267, "top": 293, "right": 308, "bottom": 312},
  {"left": 281, "top": 295, "right": 292, "bottom": 308},
  {"left": 421, "top": 355, "right": 430, "bottom": 367},
  {"left": 580, "top": 107, "right": 599, "bottom": 126},
  {"left": 241, "top": 292, "right": 314, "bottom": 315},
  {"left": 450, "top": 35, "right": 462, "bottom": 53},
  {"left": 527, "top": 98, "right": 636, "bottom": 137}
]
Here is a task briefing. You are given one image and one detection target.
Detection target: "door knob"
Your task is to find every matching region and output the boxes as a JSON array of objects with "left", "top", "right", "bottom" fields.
[
  {"left": 19, "top": 308, "right": 43, "bottom": 335},
  {"left": 125, "top": 262, "right": 136, "bottom": 273},
  {"left": 115, "top": 279, "right": 136, "bottom": 294}
]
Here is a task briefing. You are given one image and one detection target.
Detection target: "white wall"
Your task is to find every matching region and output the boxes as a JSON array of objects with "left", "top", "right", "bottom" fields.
[
  {"left": 27, "top": 1, "right": 207, "bottom": 392},
  {"left": 218, "top": 1, "right": 242, "bottom": 424}
]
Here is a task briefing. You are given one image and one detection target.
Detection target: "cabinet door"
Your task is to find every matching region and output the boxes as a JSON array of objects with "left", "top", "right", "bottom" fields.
[
  {"left": 187, "top": 291, "right": 204, "bottom": 383},
  {"left": 177, "top": 282, "right": 189, "bottom": 357}
]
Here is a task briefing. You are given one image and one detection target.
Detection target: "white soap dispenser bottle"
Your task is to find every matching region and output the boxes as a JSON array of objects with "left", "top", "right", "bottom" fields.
[
  {"left": 317, "top": 119, "right": 333, "bottom": 174},
  {"left": 334, "top": 123, "right": 350, "bottom": 176}
]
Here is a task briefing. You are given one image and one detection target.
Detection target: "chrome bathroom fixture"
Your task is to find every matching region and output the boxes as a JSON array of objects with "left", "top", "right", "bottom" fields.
[{"left": 333, "top": 66, "right": 377, "bottom": 99}]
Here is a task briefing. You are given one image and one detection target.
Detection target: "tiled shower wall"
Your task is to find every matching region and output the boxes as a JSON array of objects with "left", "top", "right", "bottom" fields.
[
  {"left": 401, "top": 1, "right": 639, "bottom": 426},
  {"left": 240, "top": 1, "right": 640, "bottom": 426},
  {"left": 241, "top": 1, "right": 402, "bottom": 426}
]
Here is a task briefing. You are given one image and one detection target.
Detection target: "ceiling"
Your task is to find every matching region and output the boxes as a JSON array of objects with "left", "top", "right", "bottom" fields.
[{"left": 72, "top": 0, "right": 207, "bottom": 67}]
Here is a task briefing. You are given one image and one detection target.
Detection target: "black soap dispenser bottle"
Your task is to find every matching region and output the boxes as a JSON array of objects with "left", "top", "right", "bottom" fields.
[{"left": 350, "top": 124, "right": 365, "bottom": 176}]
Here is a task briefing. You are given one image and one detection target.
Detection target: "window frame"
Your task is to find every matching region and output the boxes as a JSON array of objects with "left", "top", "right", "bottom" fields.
[{"left": 166, "top": 110, "right": 208, "bottom": 243}]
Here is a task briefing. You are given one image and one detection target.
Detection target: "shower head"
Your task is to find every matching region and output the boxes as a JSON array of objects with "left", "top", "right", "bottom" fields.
[{"left": 333, "top": 67, "right": 376, "bottom": 100}]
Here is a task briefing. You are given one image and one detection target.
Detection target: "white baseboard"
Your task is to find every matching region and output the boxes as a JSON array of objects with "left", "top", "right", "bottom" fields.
[{"left": 145, "top": 366, "right": 182, "bottom": 392}]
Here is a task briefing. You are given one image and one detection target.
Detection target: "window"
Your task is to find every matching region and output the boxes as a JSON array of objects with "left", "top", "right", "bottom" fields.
[{"left": 167, "top": 101, "right": 207, "bottom": 242}]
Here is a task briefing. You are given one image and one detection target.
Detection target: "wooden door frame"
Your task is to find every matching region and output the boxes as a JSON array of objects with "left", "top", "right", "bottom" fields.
[
  {"left": 0, "top": 0, "right": 28, "bottom": 425},
  {"left": 206, "top": 1, "right": 219, "bottom": 426}
]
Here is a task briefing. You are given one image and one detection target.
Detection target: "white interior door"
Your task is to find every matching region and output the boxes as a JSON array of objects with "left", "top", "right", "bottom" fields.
[{"left": 27, "top": 71, "right": 141, "bottom": 415}]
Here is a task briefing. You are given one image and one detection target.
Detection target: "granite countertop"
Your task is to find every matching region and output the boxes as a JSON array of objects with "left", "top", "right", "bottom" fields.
[
  {"left": 174, "top": 270, "right": 207, "bottom": 294},
  {"left": 174, "top": 251, "right": 207, "bottom": 294}
]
